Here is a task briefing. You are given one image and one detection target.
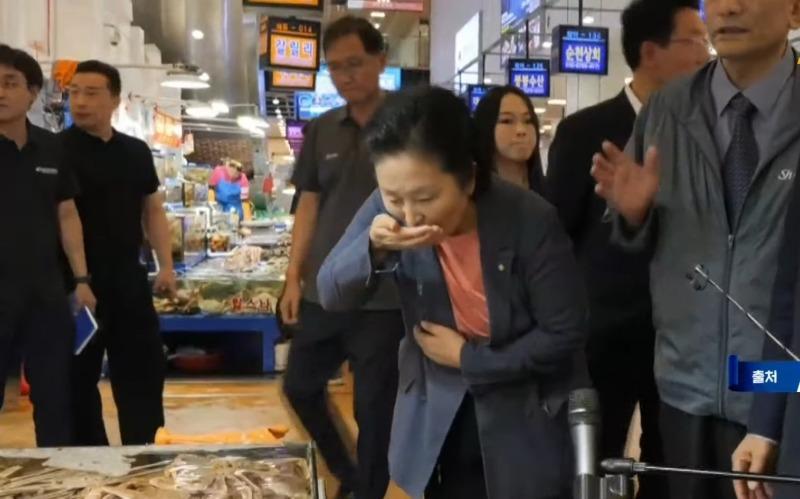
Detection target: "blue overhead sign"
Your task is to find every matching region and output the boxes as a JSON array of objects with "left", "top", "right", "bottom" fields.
[
  {"left": 552, "top": 25, "right": 609, "bottom": 76},
  {"left": 466, "top": 84, "right": 497, "bottom": 112},
  {"left": 501, "top": 0, "right": 541, "bottom": 32},
  {"left": 507, "top": 58, "right": 550, "bottom": 98}
]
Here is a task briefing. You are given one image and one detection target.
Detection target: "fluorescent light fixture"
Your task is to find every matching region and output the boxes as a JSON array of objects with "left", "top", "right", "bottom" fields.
[
  {"left": 370, "top": 11, "right": 386, "bottom": 18},
  {"left": 542, "top": 124, "right": 553, "bottom": 132},
  {"left": 199, "top": 72, "right": 210, "bottom": 82},
  {"left": 548, "top": 99, "right": 567, "bottom": 106},
  {"left": 192, "top": 30, "right": 205, "bottom": 40},
  {"left": 542, "top": 41, "right": 553, "bottom": 49},
  {"left": 534, "top": 107, "right": 546, "bottom": 114},
  {"left": 185, "top": 102, "right": 219, "bottom": 118},
  {"left": 583, "top": 15, "right": 595, "bottom": 25},
  {"left": 282, "top": 186, "right": 296, "bottom": 195},
  {"left": 210, "top": 100, "right": 229, "bottom": 114},
  {"left": 161, "top": 70, "right": 210, "bottom": 89}
]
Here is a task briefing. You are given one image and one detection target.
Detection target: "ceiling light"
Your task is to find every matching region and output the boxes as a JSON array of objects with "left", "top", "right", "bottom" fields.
[
  {"left": 249, "top": 126, "right": 266, "bottom": 138},
  {"left": 542, "top": 124, "right": 553, "bottom": 132},
  {"left": 534, "top": 107, "right": 546, "bottom": 114},
  {"left": 192, "top": 30, "right": 205, "bottom": 40},
  {"left": 282, "top": 186, "right": 296, "bottom": 195},
  {"left": 370, "top": 11, "right": 386, "bottom": 18},
  {"left": 185, "top": 102, "right": 219, "bottom": 119},
  {"left": 542, "top": 41, "right": 553, "bottom": 49},
  {"left": 199, "top": 72, "right": 210, "bottom": 82},
  {"left": 272, "top": 97, "right": 280, "bottom": 105},
  {"left": 548, "top": 98, "right": 567, "bottom": 106},
  {"left": 161, "top": 68, "right": 210, "bottom": 89},
  {"left": 582, "top": 16, "right": 595, "bottom": 25},
  {"left": 374, "top": 23, "right": 381, "bottom": 30},
  {"left": 210, "top": 100, "right": 229, "bottom": 114},
  {"left": 483, "top": 77, "right": 493, "bottom": 84}
]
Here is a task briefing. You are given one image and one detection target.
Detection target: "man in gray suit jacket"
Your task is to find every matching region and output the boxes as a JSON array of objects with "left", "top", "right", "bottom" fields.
[{"left": 593, "top": 1, "right": 800, "bottom": 498}]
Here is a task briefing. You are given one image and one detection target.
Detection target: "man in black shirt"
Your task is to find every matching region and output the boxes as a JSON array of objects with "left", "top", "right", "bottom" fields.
[
  {"left": 0, "top": 44, "right": 95, "bottom": 446},
  {"left": 62, "top": 60, "right": 176, "bottom": 445}
]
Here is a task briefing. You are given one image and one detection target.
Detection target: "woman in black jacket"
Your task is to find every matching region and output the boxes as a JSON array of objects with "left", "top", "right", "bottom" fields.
[{"left": 474, "top": 85, "right": 546, "bottom": 195}]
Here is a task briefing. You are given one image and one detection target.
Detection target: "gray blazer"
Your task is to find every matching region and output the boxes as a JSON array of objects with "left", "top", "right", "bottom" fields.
[{"left": 317, "top": 180, "right": 589, "bottom": 499}]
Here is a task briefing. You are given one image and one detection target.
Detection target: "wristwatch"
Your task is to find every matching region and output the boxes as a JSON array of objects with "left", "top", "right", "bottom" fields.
[{"left": 74, "top": 275, "right": 92, "bottom": 285}]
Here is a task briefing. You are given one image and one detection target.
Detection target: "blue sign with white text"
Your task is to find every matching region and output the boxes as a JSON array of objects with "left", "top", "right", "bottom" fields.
[
  {"left": 508, "top": 59, "right": 550, "bottom": 98},
  {"left": 728, "top": 355, "right": 800, "bottom": 392},
  {"left": 467, "top": 84, "right": 497, "bottom": 112},
  {"left": 552, "top": 25, "right": 609, "bottom": 76},
  {"left": 501, "top": 0, "right": 541, "bottom": 32}
]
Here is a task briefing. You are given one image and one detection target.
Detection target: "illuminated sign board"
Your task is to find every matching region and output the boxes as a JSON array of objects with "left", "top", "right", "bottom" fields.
[
  {"left": 268, "top": 70, "right": 316, "bottom": 91},
  {"left": 507, "top": 58, "right": 550, "bottom": 98},
  {"left": 466, "top": 84, "right": 498, "bottom": 112},
  {"left": 260, "top": 16, "right": 321, "bottom": 71},
  {"left": 551, "top": 25, "right": 609, "bottom": 76}
]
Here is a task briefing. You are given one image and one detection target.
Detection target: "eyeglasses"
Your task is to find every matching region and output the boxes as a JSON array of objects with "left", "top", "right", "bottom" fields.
[
  {"left": 328, "top": 58, "right": 367, "bottom": 76},
  {"left": 670, "top": 37, "right": 713, "bottom": 53}
]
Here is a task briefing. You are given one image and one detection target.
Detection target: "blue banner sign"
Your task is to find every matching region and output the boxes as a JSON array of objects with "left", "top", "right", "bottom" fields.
[
  {"left": 728, "top": 355, "right": 800, "bottom": 393},
  {"left": 552, "top": 25, "right": 609, "bottom": 76},
  {"left": 508, "top": 58, "right": 550, "bottom": 98}
]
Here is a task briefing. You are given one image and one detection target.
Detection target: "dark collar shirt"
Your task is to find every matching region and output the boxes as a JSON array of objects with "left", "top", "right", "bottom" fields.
[
  {"left": 0, "top": 122, "right": 77, "bottom": 298},
  {"left": 60, "top": 126, "right": 160, "bottom": 283}
]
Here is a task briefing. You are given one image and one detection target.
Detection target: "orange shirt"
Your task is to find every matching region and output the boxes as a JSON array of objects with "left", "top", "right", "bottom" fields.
[{"left": 437, "top": 231, "right": 490, "bottom": 340}]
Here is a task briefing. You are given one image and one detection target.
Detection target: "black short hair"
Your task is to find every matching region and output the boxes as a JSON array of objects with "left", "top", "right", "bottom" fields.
[
  {"left": 365, "top": 85, "right": 491, "bottom": 197},
  {"left": 622, "top": 0, "right": 700, "bottom": 70},
  {"left": 323, "top": 15, "right": 385, "bottom": 55},
  {"left": 0, "top": 44, "right": 44, "bottom": 90},
  {"left": 473, "top": 85, "right": 543, "bottom": 186},
  {"left": 75, "top": 60, "right": 122, "bottom": 96}
]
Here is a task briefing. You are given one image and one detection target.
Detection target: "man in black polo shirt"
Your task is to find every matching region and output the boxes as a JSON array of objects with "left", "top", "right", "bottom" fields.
[
  {"left": 0, "top": 44, "right": 96, "bottom": 446},
  {"left": 279, "top": 16, "right": 404, "bottom": 499},
  {"left": 61, "top": 60, "right": 176, "bottom": 446}
]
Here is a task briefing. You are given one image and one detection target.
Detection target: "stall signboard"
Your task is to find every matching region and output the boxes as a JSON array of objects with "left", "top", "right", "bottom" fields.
[
  {"left": 507, "top": 58, "right": 550, "bottom": 98},
  {"left": 152, "top": 109, "right": 182, "bottom": 149},
  {"left": 244, "top": 0, "right": 322, "bottom": 9},
  {"left": 261, "top": 16, "right": 321, "bottom": 71},
  {"left": 285, "top": 120, "right": 306, "bottom": 155},
  {"left": 346, "top": 0, "right": 423, "bottom": 12},
  {"left": 294, "top": 65, "right": 402, "bottom": 120},
  {"left": 551, "top": 25, "right": 609, "bottom": 75},
  {"left": 466, "top": 84, "right": 497, "bottom": 113},
  {"left": 268, "top": 70, "right": 316, "bottom": 91},
  {"left": 501, "top": 0, "right": 541, "bottom": 32}
]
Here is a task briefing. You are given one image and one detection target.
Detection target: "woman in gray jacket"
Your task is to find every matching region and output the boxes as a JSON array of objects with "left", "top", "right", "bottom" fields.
[{"left": 317, "top": 86, "right": 588, "bottom": 499}]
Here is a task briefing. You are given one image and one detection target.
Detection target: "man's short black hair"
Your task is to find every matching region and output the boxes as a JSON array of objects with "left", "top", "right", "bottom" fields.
[
  {"left": 75, "top": 60, "right": 122, "bottom": 96},
  {"left": 622, "top": 0, "right": 701, "bottom": 71},
  {"left": 323, "top": 15, "right": 385, "bottom": 55},
  {"left": 0, "top": 44, "right": 44, "bottom": 90}
]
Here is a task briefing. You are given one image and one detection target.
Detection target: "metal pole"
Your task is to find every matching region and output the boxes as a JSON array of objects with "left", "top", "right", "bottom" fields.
[
  {"left": 525, "top": 19, "right": 530, "bottom": 59},
  {"left": 579, "top": 0, "right": 584, "bottom": 25}
]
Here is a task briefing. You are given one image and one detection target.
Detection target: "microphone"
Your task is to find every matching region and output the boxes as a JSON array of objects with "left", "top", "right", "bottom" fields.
[
  {"left": 568, "top": 388, "right": 601, "bottom": 479},
  {"left": 688, "top": 264, "right": 800, "bottom": 361}
]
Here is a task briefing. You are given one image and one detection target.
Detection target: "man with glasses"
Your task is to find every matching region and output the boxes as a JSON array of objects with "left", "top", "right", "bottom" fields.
[
  {"left": 279, "top": 16, "right": 404, "bottom": 499},
  {"left": 0, "top": 44, "right": 95, "bottom": 446},
  {"left": 592, "top": 0, "right": 800, "bottom": 497},
  {"left": 547, "top": 2, "right": 708, "bottom": 498}
]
